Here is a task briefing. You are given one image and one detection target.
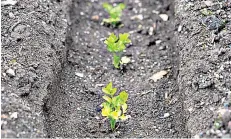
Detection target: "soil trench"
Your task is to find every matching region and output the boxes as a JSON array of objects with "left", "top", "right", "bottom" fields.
[{"left": 44, "top": 0, "right": 189, "bottom": 137}]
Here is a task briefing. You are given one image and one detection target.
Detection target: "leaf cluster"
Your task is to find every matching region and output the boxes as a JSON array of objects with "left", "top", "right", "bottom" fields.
[
  {"left": 103, "top": 3, "right": 125, "bottom": 25},
  {"left": 104, "top": 33, "right": 131, "bottom": 68},
  {"left": 101, "top": 82, "right": 129, "bottom": 130}
]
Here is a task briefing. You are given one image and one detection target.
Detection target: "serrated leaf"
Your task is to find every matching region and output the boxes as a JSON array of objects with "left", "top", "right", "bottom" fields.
[
  {"left": 110, "top": 110, "right": 120, "bottom": 120},
  {"left": 102, "top": 104, "right": 111, "bottom": 116},
  {"left": 103, "top": 3, "right": 113, "bottom": 12},
  {"left": 102, "top": 82, "right": 117, "bottom": 96},
  {"left": 119, "top": 33, "right": 131, "bottom": 44},
  {"left": 102, "top": 82, "right": 113, "bottom": 95},
  {"left": 111, "top": 88, "right": 117, "bottom": 96},
  {"left": 103, "top": 95, "right": 112, "bottom": 103},
  {"left": 106, "top": 33, "right": 118, "bottom": 43},
  {"left": 112, "top": 96, "right": 120, "bottom": 106},
  {"left": 106, "top": 42, "right": 116, "bottom": 52},
  {"left": 119, "top": 91, "right": 128, "bottom": 104},
  {"left": 116, "top": 41, "right": 126, "bottom": 51}
]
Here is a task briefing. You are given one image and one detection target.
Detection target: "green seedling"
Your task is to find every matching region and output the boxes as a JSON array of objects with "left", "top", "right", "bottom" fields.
[
  {"left": 104, "top": 33, "right": 131, "bottom": 68},
  {"left": 103, "top": 2, "right": 125, "bottom": 26},
  {"left": 101, "top": 82, "right": 130, "bottom": 130}
]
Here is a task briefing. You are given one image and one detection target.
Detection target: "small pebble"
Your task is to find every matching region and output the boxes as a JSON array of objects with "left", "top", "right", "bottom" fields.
[
  {"left": 10, "top": 112, "right": 18, "bottom": 119},
  {"left": 75, "top": 72, "right": 84, "bottom": 78},
  {"left": 159, "top": 14, "right": 168, "bottom": 21},
  {"left": 163, "top": 113, "right": 170, "bottom": 118},
  {"left": 6, "top": 68, "right": 15, "bottom": 77},
  {"left": 178, "top": 25, "right": 183, "bottom": 32},
  {"left": 130, "top": 14, "right": 143, "bottom": 20},
  {"left": 159, "top": 46, "right": 166, "bottom": 50},
  {"left": 91, "top": 15, "right": 99, "bottom": 21},
  {"left": 148, "top": 27, "right": 154, "bottom": 35},
  {"left": 155, "top": 40, "right": 162, "bottom": 45},
  {"left": 9, "top": 12, "right": 15, "bottom": 18}
]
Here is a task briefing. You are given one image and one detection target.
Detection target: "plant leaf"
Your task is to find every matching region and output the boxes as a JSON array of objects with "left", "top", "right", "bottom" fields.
[
  {"left": 103, "top": 95, "right": 112, "bottom": 103},
  {"left": 119, "top": 33, "right": 131, "bottom": 44},
  {"left": 102, "top": 103, "right": 111, "bottom": 117},
  {"left": 103, "top": 3, "right": 113, "bottom": 12},
  {"left": 112, "top": 96, "right": 120, "bottom": 106},
  {"left": 119, "top": 91, "right": 128, "bottom": 104},
  {"left": 118, "top": 3, "right": 125, "bottom": 10},
  {"left": 110, "top": 110, "right": 120, "bottom": 120},
  {"left": 108, "top": 33, "right": 118, "bottom": 43},
  {"left": 116, "top": 41, "right": 126, "bottom": 52},
  {"left": 121, "top": 103, "right": 127, "bottom": 113},
  {"left": 111, "top": 88, "right": 117, "bottom": 96},
  {"left": 102, "top": 82, "right": 112, "bottom": 95}
]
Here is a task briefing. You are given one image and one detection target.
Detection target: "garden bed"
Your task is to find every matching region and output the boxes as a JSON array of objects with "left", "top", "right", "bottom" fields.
[
  {"left": 42, "top": 0, "right": 188, "bottom": 137},
  {"left": 43, "top": 0, "right": 189, "bottom": 138}
]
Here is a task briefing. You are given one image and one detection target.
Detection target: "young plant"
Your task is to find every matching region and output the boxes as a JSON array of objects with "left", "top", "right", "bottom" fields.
[
  {"left": 101, "top": 82, "right": 130, "bottom": 130},
  {"left": 103, "top": 2, "right": 125, "bottom": 26},
  {"left": 104, "top": 33, "right": 131, "bottom": 68}
]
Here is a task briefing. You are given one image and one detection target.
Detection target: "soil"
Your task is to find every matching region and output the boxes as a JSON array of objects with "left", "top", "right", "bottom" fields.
[
  {"left": 1, "top": 0, "right": 70, "bottom": 137},
  {"left": 1, "top": 0, "right": 231, "bottom": 138},
  {"left": 43, "top": 0, "right": 189, "bottom": 138},
  {"left": 176, "top": 0, "right": 231, "bottom": 137}
]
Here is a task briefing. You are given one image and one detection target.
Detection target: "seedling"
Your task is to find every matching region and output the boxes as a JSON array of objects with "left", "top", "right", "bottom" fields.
[
  {"left": 104, "top": 33, "right": 131, "bottom": 68},
  {"left": 101, "top": 82, "right": 130, "bottom": 130},
  {"left": 103, "top": 2, "right": 125, "bottom": 26}
]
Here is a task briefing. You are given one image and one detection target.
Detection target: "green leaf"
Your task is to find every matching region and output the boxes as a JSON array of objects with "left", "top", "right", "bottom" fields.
[
  {"left": 116, "top": 40, "right": 126, "bottom": 51},
  {"left": 102, "top": 103, "right": 111, "bottom": 117},
  {"left": 105, "top": 33, "right": 118, "bottom": 44},
  {"left": 118, "top": 3, "right": 125, "bottom": 10},
  {"left": 102, "top": 82, "right": 117, "bottom": 96},
  {"left": 113, "top": 54, "right": 120, "bottom": 68},
  {"left": 106, "top": 42, "right": 117, "bottom": 52},
  {"left": 110, "top": 110, "right": 120, "bottom": 120},
  {"left": 102, "top": 82, "right": 112, "bottom": 95},
  {"left": 112, "top": 96, "right": 120, "bottom": 106},
  {"left": 111, "top": 88, "right": 117, "bottom": 96},
  {"left": 119, "top": 91, "right": 128, "bottom": 104},
  {"left": 119, "top": 33, "right": 131, "bottom": 44},
  {"left": 103, "top": 95, "right": 112, "bottom": 103},
  {"left": 103, "top": 3, "right": 113, "bottom": 12},
  {"left": 121, "top": 103, "right": 127, "bottom": 113}
]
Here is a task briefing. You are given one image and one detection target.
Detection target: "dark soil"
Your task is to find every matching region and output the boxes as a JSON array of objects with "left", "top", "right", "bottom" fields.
[
  {"left": 176, "top": 0, "right": 231, "bottom": 137},
  {"left": 1, "top": 0, "right": 231, "bottom": 138},
  {"left": 1, "top": 0, "right": 70, "bottom": 137},
  {"left": 44, "top": 0, "right": 189, "bottom": 138}
]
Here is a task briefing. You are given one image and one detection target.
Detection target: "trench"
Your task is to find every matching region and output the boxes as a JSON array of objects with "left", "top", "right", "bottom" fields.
[{"left": 43, "top": 0, "right": 190, "bottom": 138}]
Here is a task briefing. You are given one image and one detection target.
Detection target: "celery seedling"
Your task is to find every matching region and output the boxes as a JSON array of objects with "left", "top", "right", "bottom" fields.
[
  {"left": 101, "top": 82, "right": 130, "bottom": 130},
  {"left": 104, "top": 33, "right": 131, "bottom": 68},
  {"left": 103, "top": 2, "right": 125, "bottom": 26}
]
